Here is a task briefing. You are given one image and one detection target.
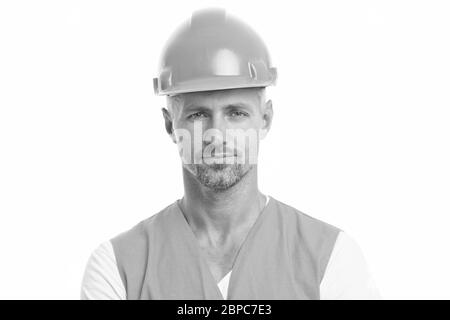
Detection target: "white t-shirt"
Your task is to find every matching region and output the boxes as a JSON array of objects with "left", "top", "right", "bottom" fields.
[{"left": 81, "top": 197, "right": 381, "bottom": 300}]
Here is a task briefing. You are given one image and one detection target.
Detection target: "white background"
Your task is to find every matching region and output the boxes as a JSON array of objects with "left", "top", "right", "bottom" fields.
[{"left": 0, "top": 0, "right": 449, "bottom": 299}]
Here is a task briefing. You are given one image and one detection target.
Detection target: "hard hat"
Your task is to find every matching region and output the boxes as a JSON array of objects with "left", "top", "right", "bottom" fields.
[{"left": 153, "top": 8, "right": 277, "bottom": 96}]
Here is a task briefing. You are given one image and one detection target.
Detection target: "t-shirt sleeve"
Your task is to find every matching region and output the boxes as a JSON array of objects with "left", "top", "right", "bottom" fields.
[
  {"left": 320, "top": 231, "right": 382, "bottom": 300},
  {"left": 80, "top": 240, "right": 126, "bottom": 300}
]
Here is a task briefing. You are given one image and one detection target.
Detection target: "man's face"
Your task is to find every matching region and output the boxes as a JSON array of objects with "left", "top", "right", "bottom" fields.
[{"left": 164, "top": 88, "right": 272, "bottom": 191}]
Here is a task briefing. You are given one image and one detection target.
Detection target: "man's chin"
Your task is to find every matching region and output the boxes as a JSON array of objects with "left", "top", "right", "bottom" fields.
[{"left": 184, "top": 163, "right": 251, "bottom": 191}]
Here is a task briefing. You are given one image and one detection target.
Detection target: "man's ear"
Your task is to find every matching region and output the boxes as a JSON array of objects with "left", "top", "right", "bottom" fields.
[
  {"left": 161, "top": 108, "right": 177, "bottom": 143},
  {"left": 260, "top": 99, "right": 273, "bottom": 140}
]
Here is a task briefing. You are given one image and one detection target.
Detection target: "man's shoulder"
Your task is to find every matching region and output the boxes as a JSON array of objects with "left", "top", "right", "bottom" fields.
[
  {"left": 270, "top": 196, "right": 343, "bottom": 280},
  {"left": 270, "top": 196, "right": 342, "bottom": 235},
  {"left": 109, "top": 200, "right": 179, "bottom": 248}
]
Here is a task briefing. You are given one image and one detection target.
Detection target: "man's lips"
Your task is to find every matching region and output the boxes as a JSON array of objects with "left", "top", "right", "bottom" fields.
[
  {"left": 203, "top": 154, "right": 236, "bottom": 159},
  {"left": 202, "top": 149, "right": 237, "bottom": 158}
]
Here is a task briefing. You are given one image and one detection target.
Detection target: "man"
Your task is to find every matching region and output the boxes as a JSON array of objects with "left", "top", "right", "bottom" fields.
[{"left": 81, "top": 8, "right": 381, "bottom": 300}]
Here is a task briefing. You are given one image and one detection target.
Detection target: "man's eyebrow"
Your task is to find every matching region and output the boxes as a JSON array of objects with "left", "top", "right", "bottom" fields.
[
  {"left": 184, "top": 102, "right": 251, "bottom": 110},
  {"left": 182, "top": 105, "right": 211, "bottom": 113},
  {"left": 183, "top": 102, "right": 253, "bottom": 112},
  {"left": 223, "top": 102, "right": 253, "bottom": 109}
]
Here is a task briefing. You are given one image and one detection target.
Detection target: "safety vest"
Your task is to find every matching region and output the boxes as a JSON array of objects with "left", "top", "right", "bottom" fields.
[{"left": 110, "top": 196, "right": 340, "bottom": 299}]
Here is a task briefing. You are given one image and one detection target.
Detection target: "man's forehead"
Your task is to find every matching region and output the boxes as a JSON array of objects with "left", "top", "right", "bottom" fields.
[{"left": 176, "top": 88, "right": 263, "bottom": 109}]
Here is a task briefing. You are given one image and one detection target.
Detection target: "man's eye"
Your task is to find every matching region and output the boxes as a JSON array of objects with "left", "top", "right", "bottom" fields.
[
  {"left": 229, "top": 111, "right": 249, "bottom": 117},
  {"left": 187, "top": 112, "right": 208, "bottom": 120}
]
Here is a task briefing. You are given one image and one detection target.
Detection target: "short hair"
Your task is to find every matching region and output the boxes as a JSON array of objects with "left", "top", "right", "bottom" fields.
[{"left": 166, "top": 87, "right": 266, "bottom": 117}]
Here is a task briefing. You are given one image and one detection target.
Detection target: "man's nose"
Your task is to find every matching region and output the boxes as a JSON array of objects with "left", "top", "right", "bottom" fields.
[
  {"left": 202, "top": 113, "right": 229, "bottom": 148},
  {"left": 204, "top": 113, "right": 227, "bottom": 134}
]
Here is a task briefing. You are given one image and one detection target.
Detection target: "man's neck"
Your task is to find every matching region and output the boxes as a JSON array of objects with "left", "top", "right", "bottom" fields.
[{"left": 179, "top": 165, "right": 266, "bottom": 247}]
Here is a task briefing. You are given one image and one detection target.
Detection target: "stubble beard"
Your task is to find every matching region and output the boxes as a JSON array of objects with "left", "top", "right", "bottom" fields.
[{"left": 185, "top": 163, "right": 252, "bottom": 192}]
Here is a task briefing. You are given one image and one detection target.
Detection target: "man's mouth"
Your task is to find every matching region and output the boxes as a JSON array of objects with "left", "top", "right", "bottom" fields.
[
  {"left": 202, "top": 152, "right": 238, "bottom": 165},
  {"left": 204, "top": 153, "right": 235, "bottom": 158},
  {"left": 203, "top": 149, "right": 237, "bottom": 159}
]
